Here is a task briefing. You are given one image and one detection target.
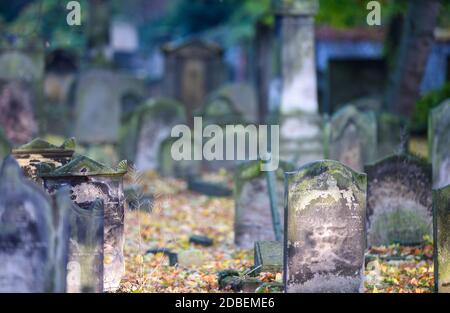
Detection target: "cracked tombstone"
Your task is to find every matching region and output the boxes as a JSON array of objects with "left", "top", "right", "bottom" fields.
[
  {"left": 429, "top": 100, "right": 450, "bottom": 189},
  {"left": 12, "top": 137, "right": 75, "bottom": 183},
  {"left": 434, "top": 184, "right": 450, "bottom": 293},
  {"left": 284, "top": 160, "right": 366, "bottom": 293},
  {"left": 0, "top": 156, "right": 70, "bottom": 292},
  {"left": 234, "top": 160, "right": 294, "bottom": 249},
  {"left": 365, "top": 155, "right": 432, "bottom": 247},
  {"left": 39, "top": 155, "right": 127, "bottom": 292},
  {"left": 326, "top": 105, "right": 377, "bottom": 172}
]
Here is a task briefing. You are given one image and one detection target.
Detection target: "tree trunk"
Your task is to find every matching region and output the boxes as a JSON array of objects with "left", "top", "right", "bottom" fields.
[
  {"left": 384, "top": 0, "right": 441, "bottom": 117},
  {"left": 255, "top": 21, "right": 273, "bottom": 123}
]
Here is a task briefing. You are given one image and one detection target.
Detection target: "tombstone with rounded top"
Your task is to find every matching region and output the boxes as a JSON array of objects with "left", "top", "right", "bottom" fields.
[
  {"left": 365, "top": 154, "right": 432, "bottom": 247},
  {"left": 284, "top": 160, "right": 366, "bottom": 293}
]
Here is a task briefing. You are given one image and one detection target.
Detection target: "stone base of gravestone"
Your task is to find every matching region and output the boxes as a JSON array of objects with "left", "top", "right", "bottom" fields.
[
  {"left": 254, "top": 241, "right": 282, "bottom": 273},
  {"left": 280, "top": 112, "right": 323, "bottom": 167},
  {"left": 284, "top": 160, "right": 366, "bottom": 293},
  {"left": 434, "top": 184, "right": 450, "bottom": 293},
  {"left": 365, "top": 155, "right": 432, "bottom": 247}
]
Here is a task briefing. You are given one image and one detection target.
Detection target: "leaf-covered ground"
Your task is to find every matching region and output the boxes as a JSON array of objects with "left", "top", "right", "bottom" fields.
[{"left": 117, "top": 171, "right": 434, "bottom": 293}]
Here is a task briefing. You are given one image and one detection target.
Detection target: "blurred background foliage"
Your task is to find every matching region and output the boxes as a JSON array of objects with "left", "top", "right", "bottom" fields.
[{"left": 1, "top": 0, "right": 450, "bottom": 50}]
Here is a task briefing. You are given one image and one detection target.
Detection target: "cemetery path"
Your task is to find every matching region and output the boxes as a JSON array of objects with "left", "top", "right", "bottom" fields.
[
  {"left": 118, "top": 171, "right": 264, "bottom": 293},
  {"left": 117, "top": 171, "right": 434, "bottom": 293}
]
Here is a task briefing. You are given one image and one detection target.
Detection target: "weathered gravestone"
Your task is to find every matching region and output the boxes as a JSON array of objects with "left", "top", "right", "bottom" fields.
[
  {"left": 0, "top": 50, "right": 42, "bottom": 145},
  {"left": 202, "top": 83, "right": 258, "bottom": 125},
  {"left": 74, "top": 69, "right": 122, "bottom": 145},
  {"left": 429, "top": 100, "right": 450, "bottom": 189},
  {"left": 121, "top": 98, "right": 186, "bottom": 172},
  {"left": 162, "top": 39, "right": 224, "bottom": 126},
  {"left": 326, "top": 105, "right": 377, "bottom": 171},
  {"left": 234, "top": 160, "right": 294, "bottom": 249},
  {"left": 284, "top": 160, "right": 366, "bottom": 293},
  {"left": 365, "top": 155, "right": 432, "bottom": 247},
  {"left": 12, "top": 137, "right": 75, "bottom": 183},
  {"left": 39, "top": 156, "right": 127, "bottom": 292},
  {"left": 0, "top": 156, "right": 70, "bottom": 292},
  {"left": 433, "top": 184, "right": 450, "bottom": 293},
  {"left": 74, "top": 70, "right": 145, "bottom": 167},
  {"left": 158, "top": 136, "right": 201, "bottom": 178},
  {"left": 376, "top": 112, "right": 404, "bottom": 160},
  {"left": 200, "top": 95, "right": 246, "bottom": 126}
]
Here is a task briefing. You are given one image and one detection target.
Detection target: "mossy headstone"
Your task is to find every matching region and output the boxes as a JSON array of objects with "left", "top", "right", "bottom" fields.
[
  {"left": 434, "top": 184, "right": 450, "bottom": 293},
  {"left": 365, "top": 154, "right": 432, "bottom": 247},
  {"left": 0, "top": 156, "right": 70, "bottom": 292},
  {"left": 429, "top": 100, "right": 450, "bottom": 189},
  {"left": 326, "top": 105, "right": 377, "bottom": 171},
  {"left": 284, "top": 160, "right": 366, "bottom": 293},
  {"left": 234, "top": 160, "right": 294, "bottom": 249},
  {"left": 128, "top": 98, "right": 186, "bottom": 171},
  {"left": 12, "top": 137, "right": 75, "bottom": 183},
  {"left": 254, "top": 241, "right": 283, "bottom": 273}
]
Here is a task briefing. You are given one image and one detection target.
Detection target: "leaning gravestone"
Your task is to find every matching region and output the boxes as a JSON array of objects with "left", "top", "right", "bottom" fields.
[
  {"left": 284, "top": 160, "right": 366, "bottom": 293},
  {"left": 129, "top": 98, "right": 186, "bottom": 171},
  {"left": 0, "top": 156, "right": 70, "bottom": 292},
  {"left": 326, "top": 105, "right": 377, "bottom": 171},
  {"left": 365, "top": 155, "right": 432, "bottom": 247},
  {"left": 433, "top": 184, "right": 450, "bottom": 293},
  {"left": 234, "top": 160, "right": 294, "bottom": 249},
  {"left": 39, "top": 156, "right": 127, "bottom": 292},
  {"left": 429, "top": 100, "right": 450, "bottom": 189}
]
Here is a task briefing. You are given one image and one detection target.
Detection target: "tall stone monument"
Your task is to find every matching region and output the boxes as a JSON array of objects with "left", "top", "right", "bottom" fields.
[{"left": 275, "top": 0, "right": 323, "bottom": 166}]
